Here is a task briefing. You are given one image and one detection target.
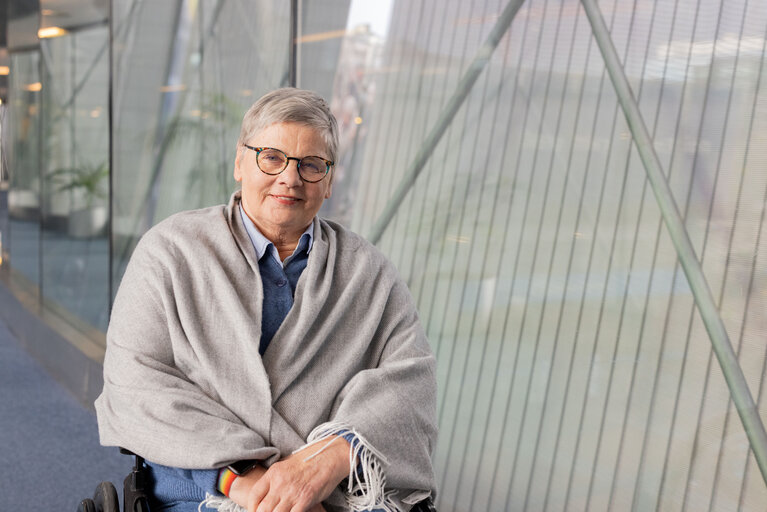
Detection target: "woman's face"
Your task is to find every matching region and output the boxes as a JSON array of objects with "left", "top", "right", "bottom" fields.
[{"left": 234, "top": 122, "right": 333, "bottom": 239}]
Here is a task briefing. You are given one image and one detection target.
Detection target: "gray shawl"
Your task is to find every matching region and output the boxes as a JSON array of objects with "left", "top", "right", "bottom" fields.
[{"left": 95, "top": 191, "right": 437, "bottom": 511}]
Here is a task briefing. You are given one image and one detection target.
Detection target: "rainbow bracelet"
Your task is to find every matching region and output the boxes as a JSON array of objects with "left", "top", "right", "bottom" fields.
[{"left": 217, "top": 468, "right": 238, "bottom": 497}]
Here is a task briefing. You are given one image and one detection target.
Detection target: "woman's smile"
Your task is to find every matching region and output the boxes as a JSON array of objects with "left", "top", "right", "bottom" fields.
[{"left": 270, "top": 193, "right": 302, "bottom": 205}]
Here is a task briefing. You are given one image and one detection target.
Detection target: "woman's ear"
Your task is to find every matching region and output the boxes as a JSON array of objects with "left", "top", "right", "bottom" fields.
[{"left": 234, "top": 147, "right": 243, "bottom": 182}]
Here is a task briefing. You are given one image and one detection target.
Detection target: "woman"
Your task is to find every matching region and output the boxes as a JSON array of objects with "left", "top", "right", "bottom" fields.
[{"left": 95, "top": 88, "right": 437, "bottom": 512}]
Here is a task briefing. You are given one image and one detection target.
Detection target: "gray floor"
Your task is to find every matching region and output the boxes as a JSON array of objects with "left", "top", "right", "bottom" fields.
[{"left": 0, "top": 317, "right": 130, "bottom": 510}]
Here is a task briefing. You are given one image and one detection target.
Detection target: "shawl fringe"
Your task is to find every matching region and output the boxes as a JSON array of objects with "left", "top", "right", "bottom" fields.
[
  {"left": 197, "top": 422, "right": 403, "bottom": 512},
  {"left": 199, "top": 494, "right": 245, "bottom": 512},
  {"left": 299, "top": 422, "right": 401, "bottom": 512}
]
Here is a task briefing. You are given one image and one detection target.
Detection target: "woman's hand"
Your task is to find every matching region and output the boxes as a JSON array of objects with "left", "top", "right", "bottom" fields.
[
  {"left": 246, "top": 436, "right": 351, "bottom": 512},
  {"left": 228, "top": 466, "right": 267, "bottom": 509},
  {"left": 228, "top": 468, "right": 327, "bottom": 511}
]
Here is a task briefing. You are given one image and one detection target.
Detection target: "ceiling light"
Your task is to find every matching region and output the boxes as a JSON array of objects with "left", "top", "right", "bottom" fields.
[{"left": 38, "top": 26, "right": 68, "bottom": 39}]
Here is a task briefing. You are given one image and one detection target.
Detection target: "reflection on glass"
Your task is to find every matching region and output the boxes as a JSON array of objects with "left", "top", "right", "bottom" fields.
[
  {"left": 296, "top": 0, "right": 380, "bottom": 224},
  {"left": 7, "top": 50, "right": 42, "bottom": 287},
  {"left": 40, "top": 25, "right": 110, "bottom": 331},
  {"left": 111, "top": 0, "right": 291, "bottom": 287},
  {"left": 0, "top": 112, "right": 8, "bottom": 271}
]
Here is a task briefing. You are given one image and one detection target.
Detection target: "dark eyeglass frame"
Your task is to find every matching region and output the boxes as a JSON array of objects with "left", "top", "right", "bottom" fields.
[{"left": 243, "top": 144, "right": 334, "bottom": 183}]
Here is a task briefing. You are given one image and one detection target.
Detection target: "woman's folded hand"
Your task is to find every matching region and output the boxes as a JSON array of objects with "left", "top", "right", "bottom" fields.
[{"left": 245, "top": 436, "right": 351, "bottom": 512}]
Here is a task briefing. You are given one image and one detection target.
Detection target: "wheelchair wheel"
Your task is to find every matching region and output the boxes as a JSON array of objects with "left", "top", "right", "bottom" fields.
[
  {"left": 77, "top": 498, "right": 96, "bottom": 512},
  {"left": 93, "top": 481, "right": 120, "bottom": 512}
]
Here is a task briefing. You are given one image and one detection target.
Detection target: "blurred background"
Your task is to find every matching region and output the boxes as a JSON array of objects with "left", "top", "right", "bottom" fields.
[{"left": 0, "top": 0, "right": 766, "bottom": 510}]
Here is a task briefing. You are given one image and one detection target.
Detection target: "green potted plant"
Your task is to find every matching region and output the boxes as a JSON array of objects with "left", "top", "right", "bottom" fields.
[{"left": 48, "top": 161, "right": 109, "bottom": 237}]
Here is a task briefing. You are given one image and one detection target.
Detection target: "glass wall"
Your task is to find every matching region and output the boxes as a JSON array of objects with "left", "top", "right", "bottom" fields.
[
  {"left": 0, "top": 103, "right": 7, "bottom": 269},
  {"left": 111, "top": 0, "right": 292, "bottom": 283},
  {"left": 40, "top": 25, "right": 110, "bottom": 330},
  {"left": 1, "top": 0, "right": 766, "bottom": 510},
  {"left": 7, "top": 50, "right": 42, "bottom": 288},
  {"left": 321, "top": 0, "right": 767, "bottom": 510}
]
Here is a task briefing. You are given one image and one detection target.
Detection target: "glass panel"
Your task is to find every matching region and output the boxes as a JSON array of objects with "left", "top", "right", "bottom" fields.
[
  {"left": 7, "top": 50, "right": 42, "bottom": 287},
  {"left": 295, "top": 0, "right": 351, "bottom": 100},
  {"left": 40, "top": 25, "right": 110, "bottom": 331},
  {"left": 111, "top": 0, "right": 291, "bottom": 286},
  {"left": 296, "top": 0, "right": 353, "bottom": 220},
  {"left": 1, "top": 104, "right": 9, "bottom": 270},
  {"left": 318, "top": 0, "right": 767, "bottom": 510}
]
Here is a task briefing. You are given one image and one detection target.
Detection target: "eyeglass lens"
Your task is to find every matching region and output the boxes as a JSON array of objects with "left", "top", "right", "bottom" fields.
[{"left": 257, "top": 148, "right": 327, "bottom": 182}]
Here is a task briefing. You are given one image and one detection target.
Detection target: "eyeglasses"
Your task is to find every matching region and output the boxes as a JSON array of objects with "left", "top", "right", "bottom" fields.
[{"left": 243, "top": 145, "right": 333, "bottom": 183}]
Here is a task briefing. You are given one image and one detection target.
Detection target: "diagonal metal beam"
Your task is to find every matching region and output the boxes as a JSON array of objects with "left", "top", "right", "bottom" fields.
[
  {"left": 366, "top": 0, "right": 526, "bottom": 244},
  {"left": 580, "top": 0, "right": 767, "bottom": 486},
  {"left": 289, "top": 0, "right": 298, "bottom": 87}
]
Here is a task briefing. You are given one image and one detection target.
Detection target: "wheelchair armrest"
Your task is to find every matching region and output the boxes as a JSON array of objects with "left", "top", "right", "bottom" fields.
[
  {"left": 411, "top": 497, "right": 437, "bottom": 512},
  {"left": 119, "top": 448, "right": 151, "bottom": 512}
]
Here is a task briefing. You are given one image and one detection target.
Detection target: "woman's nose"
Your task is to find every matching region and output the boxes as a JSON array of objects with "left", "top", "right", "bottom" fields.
[{"left": 279, "top": 159, "right": 303, "bottom": 186}]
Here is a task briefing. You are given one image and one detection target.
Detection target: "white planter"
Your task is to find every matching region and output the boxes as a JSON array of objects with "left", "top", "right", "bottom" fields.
[{"left": 68, "top": 205, "right": 108, "bottom": 238}]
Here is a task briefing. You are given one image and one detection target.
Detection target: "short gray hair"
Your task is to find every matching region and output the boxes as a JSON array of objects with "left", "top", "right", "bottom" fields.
[{"left": 237, "top": 87, "right": 339, "bottom": 163}]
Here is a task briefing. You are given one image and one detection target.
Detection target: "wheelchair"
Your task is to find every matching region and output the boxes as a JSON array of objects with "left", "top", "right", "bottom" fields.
[
  {"left": 77, "top": 449, "right": 437, "bottom": 512},
  {"left": 77, "top": 449, "right": 149, "bottom": 512}
]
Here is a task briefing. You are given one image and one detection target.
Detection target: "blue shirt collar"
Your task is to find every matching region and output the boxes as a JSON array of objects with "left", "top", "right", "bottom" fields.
[{"left": 239, "top": 204, "right": 314, "bottom": 265}]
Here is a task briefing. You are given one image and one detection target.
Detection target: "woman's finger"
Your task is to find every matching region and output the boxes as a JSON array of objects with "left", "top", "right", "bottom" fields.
[
  {"left": 248, "top": 478, "right": 270, "bottom": 512},
  {"left": 274, "top": 501, "right": 296, "bottom": 512},
  {"left": 254, "top": 493, "right": 281, "bottom": 512}
]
